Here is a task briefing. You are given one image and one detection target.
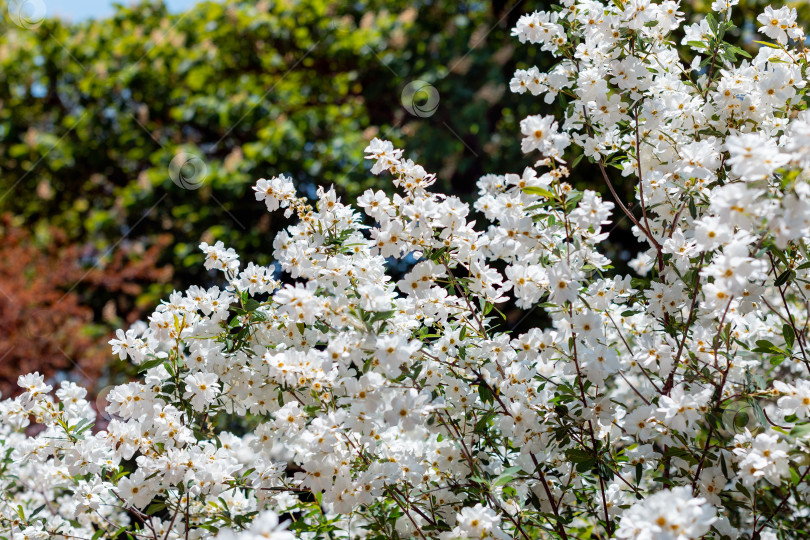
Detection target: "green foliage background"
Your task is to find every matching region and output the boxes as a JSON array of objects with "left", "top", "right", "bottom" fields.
[{"left": 0, "top": 0, "right": 542, "bottom": 303}]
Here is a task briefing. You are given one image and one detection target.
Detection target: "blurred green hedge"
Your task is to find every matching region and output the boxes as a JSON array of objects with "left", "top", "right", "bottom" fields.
[{"left": 0, "top": 0, "right": 552, "bottom": 305}]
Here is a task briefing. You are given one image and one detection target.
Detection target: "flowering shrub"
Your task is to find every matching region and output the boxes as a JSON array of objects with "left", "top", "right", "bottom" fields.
[{"left": 3, "top": 1, "right": 810, "bottom": 539}]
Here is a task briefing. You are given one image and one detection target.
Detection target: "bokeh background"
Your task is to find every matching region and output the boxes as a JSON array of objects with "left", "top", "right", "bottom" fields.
[{"left": 0, "top": 0, "right": 785, "bottom": 396}]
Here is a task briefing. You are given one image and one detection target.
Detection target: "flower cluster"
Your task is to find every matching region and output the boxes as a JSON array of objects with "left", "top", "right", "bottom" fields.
[{"left": 3, "top": 1, "right": 810, "bottom": 539}]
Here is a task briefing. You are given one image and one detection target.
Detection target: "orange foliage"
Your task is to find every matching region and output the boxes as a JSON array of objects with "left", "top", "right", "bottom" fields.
[{"left": 0, "top": 215, "right": 172, "bottom": 397}]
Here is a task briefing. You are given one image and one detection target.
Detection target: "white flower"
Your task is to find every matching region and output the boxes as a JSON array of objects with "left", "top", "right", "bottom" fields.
[
  {"left": 710, "top": 0, "right": 738, "bottom": 13},
  {"left": 200, "top": 240, "right": 240, "bottom": 274},
  {"left": 214, "top": 510, "right": 295, "bottom": 540},
  {"left": 547, "top": 262, "right": 581, "bottom": 305},
  {"left": 725, "top": 133, "right": 788, "bottom": 181},
  {"left": 273, "top": 282, "right": 324, "bottom": 325},
  {"left": 383, "top": 388, "right": 433, "bottom": 432},
  {"left": 74, "top": 479, "right": 107, "bottom": 514},
  {"left": 253, "top": 174, "right": 297, "bottom": 215},
  {"left": 774, "top": 380, "right": 810, "bottom": 418},
  {"left": 117, "top": 469, "right": 156, "bottom": 509},
  {"left": 511, "top": 11, "right": 565, "bottom": 52},
  {"left": 17, "top": 372, "right": 52, "bottom": 406},
  {"left": 656, "top": 384, "right": 711, "bottom": 433},
  {"left": 183, "top": 371, "right": 220, "bottom": 412},
  {"left": 757, "top": 6, "right": 801, "bottom": 45},
  {"left": 445, "top": 503, "right": 508, "bottom": 539},
  {"left": 734, "top": 431, "right": 791, "bottom": 486},
  {"left": 364, "top": 137, "right": 402, "bottom": 174},
  {"left": 615, "top": 486, "right": 716, "bottom": 540},
  {"left": 519, "top": 114, "right": 570, "bottom": 160}
]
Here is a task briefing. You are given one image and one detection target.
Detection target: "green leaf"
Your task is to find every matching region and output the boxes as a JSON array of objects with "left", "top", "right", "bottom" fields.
[
  {"left": 521, "top": 186, "right": 554, "bottom": 198},
  {"left": 790, "top": 423, "right": 810, "bottom": 438},
  {"left": 565, "top": 190, "right": 584, "bottom": 212},
  {"left": 706, "top": 13, "right": 717, "bottom": 33},
  {"left": 769, "top": 355, "right": 786, "bottom": 366},
  {"left": 493, "top": 466, "right": 523, "bottom": 487},
  {"left": 428, "top": 246, "right": 448, "bottom": 262},
  {"left": 770, "top": 246, "right": 789, "bottom": 266},
  {"left": 664, "top": 446, "right": 695, "bottom": 462},
  {"left": 72, "top": 418, "right": 94, "bottom": 437},
  {"left": 748, "top": 398, "right": 767, "bottom": 427},
  {"left": 596, "top": 461, "right": 614, "bottom": 480},
  {"left": 474, "top": 410, "right": 496, "bottom": 432},
  {"left": 145, "top": 501, "right": 166, "bottom": 515},
  {"left": 28, "top": 503, "right": 46, "bottom": 519},
  {"left": 368, "top": 310, "right": 396, "bottom": 323},
  {"left": 565, "top": 448, "right": 592, "bottom": 463},
  {"left": 243, "top": 298, "right": 261, "bottom": 312},
  {"left": 137, "top": 357, "right": 165, "bottom": 373},
  {"left": 111, "top": 526, "right": 129, "bottom": 539},
  {"left": 790, "top": 466, "right": 802, "bottom": 485},
  {"left": 753, "top": 339, "right": 784, "bottom": 355},
  {"left": 478, "top": 383, "right": 494, "bottom": 405},
  {"left": 727, "top": 44, "right": 751, "bottom": 59},
  {"left": 783, "top": 323, "right": 795, "bottom": 350},
  {"left": 774, "top": 269, "right": 793, "bottom": 287}
]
